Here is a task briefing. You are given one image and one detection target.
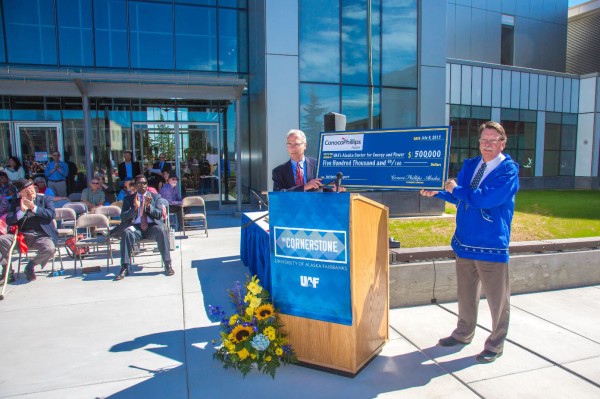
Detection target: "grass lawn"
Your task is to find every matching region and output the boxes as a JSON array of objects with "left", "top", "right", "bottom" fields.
[{"left": 389, "top": 190, "right": 600, "bottom": 248}]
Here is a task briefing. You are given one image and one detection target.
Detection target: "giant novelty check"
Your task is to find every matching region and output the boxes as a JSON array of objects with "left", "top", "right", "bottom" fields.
[{"left": 316, "top": 127, "right": 452, "bottom": 190}]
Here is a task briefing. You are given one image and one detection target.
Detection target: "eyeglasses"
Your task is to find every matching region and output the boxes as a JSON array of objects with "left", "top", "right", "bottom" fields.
[
  {"left": 137, "top": 181, "right": 148, "bottom": 185},
  {"left": 52, "top": 153, "right": 60, "bottom": 156},
  {"left": 286, "top": 142, "right": 305, "bottom": 148},
  {"left": 91, "top": 182, "right": 100, "bottom": 184},
  {"left": 479, "top": 138, "right": 503, "bottom": 145}
]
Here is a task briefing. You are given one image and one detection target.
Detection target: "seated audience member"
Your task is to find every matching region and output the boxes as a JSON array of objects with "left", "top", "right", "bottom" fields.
[
  {"left": 33, "top": 177, "right": 70, "bottom": 208},
  {"left": 116, "top": 179, "right": 134, "bottom": 201},
  {"left": 5, "top": 156, "right": 26, "bottom": 182},
  {"left": 159, "top": 172, "right": 184, "bottom": 231},
  {"left": 0, "top": 179, "right": 58, "bottom": 283},
  {"left": 0, "top": 172, "right": 17, "bottom": 199},
  {"left": 114, "top": 174, "right": 173, "bottom": 280},
  {"left": 81, "top": 178, "right": 106, "bottom": 213}
]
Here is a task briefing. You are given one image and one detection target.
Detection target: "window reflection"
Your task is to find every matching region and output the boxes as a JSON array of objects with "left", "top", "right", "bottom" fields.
[
  {"left": 95, "top": 0, "right": 128, "bottom": 68},
  {"left": 4, "top": 0, "right": 57, "bottom": 65},
  {"left": 342, "top": 86, "right": 375, "bottom": 130},
  {"left": 129, "top": 1, "right": 174, "bottom": 69},
  {"left": 300, "top": 0, "right": 340, "bottom": 83},
  {"left": 57, "top": 0, "right": 93, "bottom": 66},
  {"left": 381, "top": 88, "right": 416, "bottom": 128},
  {"left": 176, "top": 5, "right": 217, "bottom": 71},
  {"left": 382, "top": 0, "right": 417, "bottom": 88},
  {"left": 342, "top": 0, "right": 369, "bottom": 85},
  {"left": 300, "top": 83, "right": 340, "bottom": 158},
  {"left": 219, "top": 8, "right": 247, "bottom": 72}
]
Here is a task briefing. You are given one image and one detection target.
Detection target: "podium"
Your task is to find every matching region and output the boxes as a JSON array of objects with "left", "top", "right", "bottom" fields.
[{"left": 268, "top": 192, "right": 389, "bottom": 376}]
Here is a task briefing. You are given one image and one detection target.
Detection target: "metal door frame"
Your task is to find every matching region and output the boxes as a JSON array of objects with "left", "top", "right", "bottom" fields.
[
  {"left": 132, "top": 121, "right": 221, "bottom": 207},
  {"left": 12, "top": 121, "right": 64, "bottom": 161}
]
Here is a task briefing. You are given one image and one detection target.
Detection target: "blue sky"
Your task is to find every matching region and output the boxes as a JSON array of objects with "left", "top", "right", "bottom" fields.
[{"left": 569, "top": 0, "right": 589, "bottom": 6}]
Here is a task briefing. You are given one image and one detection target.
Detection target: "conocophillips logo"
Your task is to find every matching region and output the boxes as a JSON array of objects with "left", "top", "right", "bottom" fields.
[{"left": 322, "top": 134, "right": 364, "bottom": 151}]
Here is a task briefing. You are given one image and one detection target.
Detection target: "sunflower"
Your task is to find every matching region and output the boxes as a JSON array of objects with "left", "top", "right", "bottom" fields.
[
  {"left": 255, "top": 304, "right": 275, "bottom": 320},
  {"left": 231, "top": 325, "right": 253, "bottom": 343}
]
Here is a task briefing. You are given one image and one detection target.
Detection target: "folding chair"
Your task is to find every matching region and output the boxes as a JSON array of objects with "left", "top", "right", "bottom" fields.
[
  {"left": 53, "top": 208, "right": 78, "bottom": 275},
  {"left": 93, "top": 205, "right": 122, "bottom": 236},
  {"left": 133, "top": 198, "right": 172, "bottom": 263},
  {"left": 62, "top": 202, "right": 88, "bottom": 231},
  {"left": 181, "top": 196, "right": 208, "bottom": 237},
  {"left": 73, "top": 214, "right": 113, "bottom": 274}
]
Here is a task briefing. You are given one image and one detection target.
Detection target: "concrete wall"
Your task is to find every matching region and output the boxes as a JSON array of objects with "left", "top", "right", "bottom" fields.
[{"left": 389, "top": 249, "right": 600, "bottom": 308}]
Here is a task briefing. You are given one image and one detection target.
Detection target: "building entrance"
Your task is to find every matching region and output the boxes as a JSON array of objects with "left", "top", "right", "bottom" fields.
[
  {"left": 133, "top": 122, "right": 221, "bottom": 209},
  {"left": 12, "top": 122, "right": 64, "bottom": 177}
]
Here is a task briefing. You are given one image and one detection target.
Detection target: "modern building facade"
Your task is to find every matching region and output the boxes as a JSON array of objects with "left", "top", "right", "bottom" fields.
[
  {"left": 568, "top": 0, "right": 600, "bottom": 75},
  {"left": 0, "top": 0, "right": 597, "bottom": 215}
]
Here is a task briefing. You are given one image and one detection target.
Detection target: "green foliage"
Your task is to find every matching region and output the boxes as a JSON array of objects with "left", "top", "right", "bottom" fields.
[{"left": 389, "top": 190, "right": 600, "bottom": 248}]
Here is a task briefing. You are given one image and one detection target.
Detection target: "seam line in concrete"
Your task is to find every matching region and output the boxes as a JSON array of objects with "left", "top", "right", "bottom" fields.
[
  {"left": 437, "top": 304, "right": 600, "bottom": 390},
  {"left": 389, "top": 324, "right": 486, "bottom": 399}
]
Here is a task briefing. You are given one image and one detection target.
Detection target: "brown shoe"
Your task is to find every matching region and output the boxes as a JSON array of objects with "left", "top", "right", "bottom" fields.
[{"left": 438, "top": 336, "right": 469, "bottom": 347}]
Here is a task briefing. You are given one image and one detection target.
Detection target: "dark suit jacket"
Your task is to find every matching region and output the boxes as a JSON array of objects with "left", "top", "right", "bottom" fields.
[
  {"left": 6, "top": 194, "right": 58, "bottom": 244},
  {"left": 120, "top": 191, "right": 166, "bottom": 230},
  {"left": 118, "top": 161, "right": 142, "bottom": 181},
  {"left": 272, "top": 157, "right": 318, "bottom": 192},
  {"left": 152, "top": 161, "right": 172, "bottom": 174}
]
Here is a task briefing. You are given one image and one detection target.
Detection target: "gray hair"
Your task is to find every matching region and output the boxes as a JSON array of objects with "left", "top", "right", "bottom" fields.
[{"left": 286, "top": 129, "right": 306, "bottom": 143}]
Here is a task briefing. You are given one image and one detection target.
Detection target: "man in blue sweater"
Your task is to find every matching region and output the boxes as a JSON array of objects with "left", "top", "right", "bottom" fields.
[{"left": 421, "top": 121, "right": 519, "bottom": 363}]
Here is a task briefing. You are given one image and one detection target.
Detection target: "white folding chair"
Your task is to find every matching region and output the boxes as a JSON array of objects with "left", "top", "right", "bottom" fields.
[{"left": 73, "top": 214, "right": 113, "bottom": 274}]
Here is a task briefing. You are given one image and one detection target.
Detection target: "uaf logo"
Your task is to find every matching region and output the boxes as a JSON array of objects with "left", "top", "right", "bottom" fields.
[
  {"left": 322, "top": 134, "right": 364, "bottom": 151},
  {"left": 300, "top": 276, "right": 319, "bottom": 288}
]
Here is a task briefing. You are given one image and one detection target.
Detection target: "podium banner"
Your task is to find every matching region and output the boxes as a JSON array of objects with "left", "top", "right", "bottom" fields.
[
  {"left": 269, "top": 192, "right": 352, "bottom": 325},
  {"left": 316, "top": 127, "right": 452, "bottom": 190}
]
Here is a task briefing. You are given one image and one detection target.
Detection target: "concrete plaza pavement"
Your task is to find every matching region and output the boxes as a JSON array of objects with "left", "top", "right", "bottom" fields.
[{"left": 0, "top": 214, "right": 599, "bottom": 398}]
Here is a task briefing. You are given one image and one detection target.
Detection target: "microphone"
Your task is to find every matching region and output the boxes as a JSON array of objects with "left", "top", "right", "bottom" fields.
[{"left": 335, "top": 172, "right": 343, "bottom": 192}]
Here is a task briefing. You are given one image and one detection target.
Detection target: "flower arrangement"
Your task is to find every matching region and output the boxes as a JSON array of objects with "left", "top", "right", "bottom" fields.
[{"left": 209, "top": 275, "right": 297, "bottom": 378}]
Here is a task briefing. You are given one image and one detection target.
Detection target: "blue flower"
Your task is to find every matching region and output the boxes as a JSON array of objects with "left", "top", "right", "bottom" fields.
[{"left": 250, "top": 334, "right": 270, "bottom": 351}]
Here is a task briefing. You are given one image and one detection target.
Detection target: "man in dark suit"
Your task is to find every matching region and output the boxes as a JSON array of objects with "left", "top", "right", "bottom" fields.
[
  {"left": 115, "top": 174, "right": 173, "bottom": 281},
  {"left": 152, "top": 153, "right": 172, "bottom": 174},
  {"left": 272, "top": 129, "right": 326, "bottom": 192},
  {"left": 0, "top": 179, "right": 58, "bottom": 283},
  {"left": 118, "top": 150, "right": 142, "bottom": 183}
]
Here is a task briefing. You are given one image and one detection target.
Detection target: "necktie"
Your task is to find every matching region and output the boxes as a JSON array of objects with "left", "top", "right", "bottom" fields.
[
  {"left": 139, "top": 195, "right": 149, "bottom": 231},
  {"left": 470, "top": 162, "right": 487, "bottom": 189},
  {"left": 295, "top": 162, "right": 304, "bottom": 186}
]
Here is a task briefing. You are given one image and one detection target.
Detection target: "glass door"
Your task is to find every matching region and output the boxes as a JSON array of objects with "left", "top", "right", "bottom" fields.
[
  {"left": 13, "top": 122, "right": 63, "bottom": 178},
  {"left": 134, "top": 122, "right": 221, "bottom": 209}
]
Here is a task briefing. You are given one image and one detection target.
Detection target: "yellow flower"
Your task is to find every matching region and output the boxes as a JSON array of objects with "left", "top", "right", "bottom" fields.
[
  {"left": 249, "top": 296, "right": 262, "bottom": 309},
  {"left": 255, "top": 304, "right": 275, "bottom": 320},
  {"left": 228, "top": 314, "right": 239, "bottom": 325},
  {"left": 245, "top": 306, "right": 255, "bottom": 316},
  {"left": 247, "top": 280, "right": 263, "bottom": 295},
  {"left": 231, "top": 325, "right": 253, "bottom": 343},
  {"left": 226, "top": 342, "right": 235, "bottom": 352},
  {"left": 265, "top": 356, "right": 272, "bottom": 362},
  {"left": 238, "top": 348, "right": 250, "bottom": 360},
  {"left": 276, "top": 348, "right": 283, "bottom": 356},
  {"left": 264, "top": 326, "right": 276, "bottom": 341},
  {"left": 251, "top": 353, "right": 257, "bottom": 359},
  {"left": 244, "top": 292, "right": 254, "bottom": 303}
]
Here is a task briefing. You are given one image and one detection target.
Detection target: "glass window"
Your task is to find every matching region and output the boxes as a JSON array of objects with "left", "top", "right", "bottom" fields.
[
  {"left": 545, "top": 123, "right": 561, "bottom": 151},
  {"left": 218, "top": 8, "right": 247, "bottom": 72},
  {"left": 4, "top": 0, "right": 57, "bottom": 65},
  {"left": 342, "top": 86, "right": 373, "bottom": 131},
  {"left": 381, "top": 88, "right": 416, "bottom": 128},
  {"left": 175, "top": 0, "right": 215, "bottom": 5},
  {"left": 129, "top": 1, "right": 174, "bottom": 69},
  {"left": 543, "top": 150, "right": 559, "bottom": 176},
  {"left": 57, "top": 0, "right": 93, "bottom": 66},
  {"left": 381, "top": 0, "right": 417, "bottom": 88},
  {"left": 300, "top": 0, "right": 340, "bottom": 83},
  {"left": 0, "top": 12, "right": 5, "bottom": 63},
  {"left": 342, "top": 0, "right": 369, "bottom": 85},
  {"left": 175, "top": 5, "right": 217, "bottom": 71},
  {"left": 10, "top": 96, "right": 61, "bottom": 121},
  {"left": 218, "top": 0, "right": 247, "bottom": 7},
  {"left": 300, "top": 83, "right": 340, "bottom": 158},
  {"left": 544, "top": 112, "right": 577, "bottom": 176},
  {"left": 94, "top": 0, "right": 128, "bottom": 68}
]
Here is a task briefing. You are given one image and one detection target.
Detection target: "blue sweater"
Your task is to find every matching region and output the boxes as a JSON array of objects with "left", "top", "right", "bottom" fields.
[{"left": 435, "top": 155, "right": 520, "bottom": 263}]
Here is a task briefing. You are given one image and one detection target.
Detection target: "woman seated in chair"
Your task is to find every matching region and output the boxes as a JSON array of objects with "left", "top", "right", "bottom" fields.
[{"left": 33, "top": 176, "right": 70, "bottom": 208}]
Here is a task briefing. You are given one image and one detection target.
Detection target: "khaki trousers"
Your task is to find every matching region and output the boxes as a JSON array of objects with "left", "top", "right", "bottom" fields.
[{"left": 451, "top": 256, "right": 511, "bottom": 353}]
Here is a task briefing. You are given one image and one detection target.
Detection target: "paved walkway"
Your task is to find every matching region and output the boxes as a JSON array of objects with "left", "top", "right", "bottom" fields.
[{"left": 0, "top": 215, "right": 599, "bottom": 398}]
